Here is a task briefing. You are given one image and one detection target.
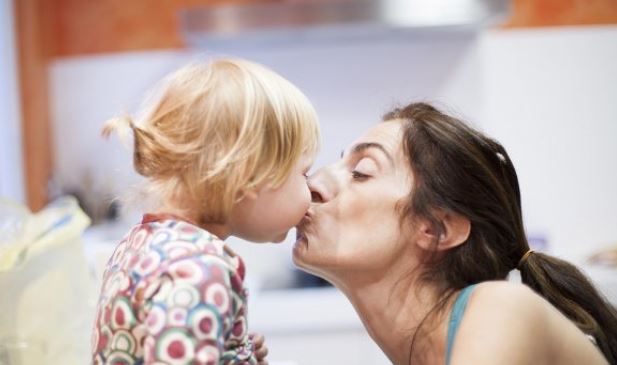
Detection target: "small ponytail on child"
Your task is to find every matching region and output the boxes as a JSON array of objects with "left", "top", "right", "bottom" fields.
[
  {"left": 102, "top": 114, "right": 192, "bottom": 179},
  {"left": 101, "top": 114, "right": 134, "bottom": 142},
  {"left": 130, "top": 126, "right": 189, "bottom": 179}
]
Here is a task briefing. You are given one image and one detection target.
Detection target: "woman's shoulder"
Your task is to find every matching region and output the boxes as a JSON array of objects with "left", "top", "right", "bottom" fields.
[
  {"left": 450, "top": 281, "right": 606, "bottom": 365},
  {"left": 466, "top": 281, "right": 550, "bottom": 332},
  {"left": 470, "top": 280, "right": 543, "bottom": 312},
  {"left": 456, "top": 281, "right": 549, "bottom": 359}
]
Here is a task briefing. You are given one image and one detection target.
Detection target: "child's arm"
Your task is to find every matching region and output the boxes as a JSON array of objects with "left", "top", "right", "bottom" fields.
[{"left": 136, "top": 254, "right": 258, "bottom": 364}]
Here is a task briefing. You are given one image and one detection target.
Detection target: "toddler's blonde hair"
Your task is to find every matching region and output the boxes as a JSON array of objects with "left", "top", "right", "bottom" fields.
[{"left": 103, "top": 58, "right": 320, "bottom": 223}]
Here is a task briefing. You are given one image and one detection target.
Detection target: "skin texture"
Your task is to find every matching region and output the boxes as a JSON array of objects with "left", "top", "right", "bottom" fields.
[
  {"left": 294, "top": 121, "right": 608, "bottom": 365},
  {"left": 228, "top": 153, "right": 314, "bottom": 243}
]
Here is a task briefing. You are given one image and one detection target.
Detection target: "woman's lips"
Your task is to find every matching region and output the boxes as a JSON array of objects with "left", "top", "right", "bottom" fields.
[{"left": 298, "top": 210, "right": 312, "bottom": 227}]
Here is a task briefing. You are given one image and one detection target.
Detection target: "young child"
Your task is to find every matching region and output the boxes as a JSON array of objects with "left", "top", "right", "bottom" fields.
[{"left": 92, "top": 59, "right": 320, "bottom": 365}]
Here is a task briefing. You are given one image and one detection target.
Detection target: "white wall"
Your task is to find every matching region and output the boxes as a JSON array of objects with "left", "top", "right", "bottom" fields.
[
  {"left": 0, "top": 0, "right": 25, "bottom": 203},
  {"left": 49, "top": 51, "right": 188, "bottom": 209},
  {"left": 482, "top": 26, "right": 617, "bottom": 261}
]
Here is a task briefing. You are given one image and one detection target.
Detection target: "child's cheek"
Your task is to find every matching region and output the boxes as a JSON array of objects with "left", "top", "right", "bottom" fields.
[{"left": 301, "top": 177, "right": 312, "bottom": 210}]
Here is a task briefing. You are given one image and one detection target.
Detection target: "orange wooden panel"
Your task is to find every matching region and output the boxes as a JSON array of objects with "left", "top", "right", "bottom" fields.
[
  {"left": 505, "top": 0, "right": 617, "bottom": 27},
  {"left": 15, "top": 0, "right": 54, "bottom": 212},
  {"left": 51, "top": 0, "right": 275, "bottom": 57},
  {"left": 52, "top": 0, "right": 183, "bottom": 56}
]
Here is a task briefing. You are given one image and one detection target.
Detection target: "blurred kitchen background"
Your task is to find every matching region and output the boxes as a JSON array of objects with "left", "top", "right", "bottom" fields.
[{"left": 1, "top": 0, "right": 617, "bottom": 364}]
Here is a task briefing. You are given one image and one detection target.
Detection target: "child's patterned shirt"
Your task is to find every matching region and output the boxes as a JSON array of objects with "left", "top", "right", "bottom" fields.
[{"left": 92, "top": 214, "right": 257, "bottom": 365}]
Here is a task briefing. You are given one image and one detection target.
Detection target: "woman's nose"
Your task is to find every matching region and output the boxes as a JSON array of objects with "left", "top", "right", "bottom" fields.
[
  {"left": 307, "top": 166, "right": 338, "bottom": 204},
  {"left": 310, "top": 189, "right": 324, "bottom": 203}
]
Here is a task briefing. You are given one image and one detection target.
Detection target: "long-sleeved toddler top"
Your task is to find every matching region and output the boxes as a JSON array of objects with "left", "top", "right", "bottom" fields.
[{"left": 92, "top": 213, "right": 257, "bottom": 365}]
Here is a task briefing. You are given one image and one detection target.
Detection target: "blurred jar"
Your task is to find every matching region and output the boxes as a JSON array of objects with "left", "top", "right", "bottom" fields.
[{"left": 0, "top": 339, "right": 46, "bottom": 365}]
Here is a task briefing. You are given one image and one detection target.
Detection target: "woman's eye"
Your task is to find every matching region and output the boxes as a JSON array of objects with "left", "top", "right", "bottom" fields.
[
  {"left": 350, "top": 158, "right": 376, "bottom": 181},
  {"left": 351, "top": 171, "right": 370, "bottom": 180}
]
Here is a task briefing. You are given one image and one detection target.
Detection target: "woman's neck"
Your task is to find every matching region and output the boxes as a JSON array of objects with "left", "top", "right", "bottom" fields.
[{"left": 331, "top": 266, "right": 449, "bottom": 365}]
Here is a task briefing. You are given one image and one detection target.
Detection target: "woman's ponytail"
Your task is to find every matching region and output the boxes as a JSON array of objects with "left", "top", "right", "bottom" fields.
[{"left": 520, "top": 251, "right": 617, "bottom": 363}]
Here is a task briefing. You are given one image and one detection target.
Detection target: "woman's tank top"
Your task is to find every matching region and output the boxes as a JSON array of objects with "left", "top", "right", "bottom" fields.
[{"left": 445, "top": 285, "right": 477, "bottom": 365}]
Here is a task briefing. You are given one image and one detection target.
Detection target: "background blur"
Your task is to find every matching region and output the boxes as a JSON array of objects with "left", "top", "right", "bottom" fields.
[{"left": 1, "top": 0, "right": 617, "bottom": 364}]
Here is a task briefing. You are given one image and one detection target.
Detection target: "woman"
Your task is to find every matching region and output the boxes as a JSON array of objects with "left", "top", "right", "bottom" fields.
[{"left": 294, "top": 102, "right": 617, "bottom": 364}]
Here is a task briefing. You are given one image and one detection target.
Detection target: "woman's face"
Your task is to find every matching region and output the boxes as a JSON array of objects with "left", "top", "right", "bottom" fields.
[{"left": 294, "top": 120, "right": 415, "bottom": 280}]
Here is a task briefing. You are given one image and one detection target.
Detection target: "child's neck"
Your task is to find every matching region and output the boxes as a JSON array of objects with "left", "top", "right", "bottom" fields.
[
  {"left": 153, "top": 206, "right": 231, "bottom": 240},
  {"left": 198, "top": 222, "right": 231, "bottom": 240}
]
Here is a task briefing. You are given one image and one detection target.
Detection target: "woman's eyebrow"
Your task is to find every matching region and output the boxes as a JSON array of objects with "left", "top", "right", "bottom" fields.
[{"left": 342, "top": 142, "right": 394, "bottom": 164}]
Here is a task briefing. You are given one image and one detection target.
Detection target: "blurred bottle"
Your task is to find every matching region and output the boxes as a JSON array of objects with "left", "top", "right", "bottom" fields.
[{"left": 0, "top": 200, "right": 29, "bottom": 262}]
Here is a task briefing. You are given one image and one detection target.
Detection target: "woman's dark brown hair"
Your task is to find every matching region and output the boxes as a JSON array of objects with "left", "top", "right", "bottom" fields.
[{"left": 384, "top": 102, "right": 617, "bottom": 363}]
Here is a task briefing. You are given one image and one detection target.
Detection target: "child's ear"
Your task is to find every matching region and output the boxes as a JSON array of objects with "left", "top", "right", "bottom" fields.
[
  {"left": 414, "top": 210, "right": 470, "bottom": 251},
  {"left": 237, "top": 187, "right": 259, "bottom": 201}
]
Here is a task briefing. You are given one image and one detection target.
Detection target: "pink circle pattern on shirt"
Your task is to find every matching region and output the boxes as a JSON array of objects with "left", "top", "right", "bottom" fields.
[{"left": 92, "top": 216, "right": 257, "bottom": 365}]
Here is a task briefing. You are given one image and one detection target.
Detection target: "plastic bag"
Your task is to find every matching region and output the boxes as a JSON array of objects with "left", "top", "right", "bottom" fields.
[{"left": 0, "top": 196, "right": 93, "bottom": 365}]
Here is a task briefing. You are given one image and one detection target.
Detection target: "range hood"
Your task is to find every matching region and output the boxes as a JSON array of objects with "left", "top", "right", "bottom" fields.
[{"left": 181, "top": 0, "right": 510, "bottom": 48}]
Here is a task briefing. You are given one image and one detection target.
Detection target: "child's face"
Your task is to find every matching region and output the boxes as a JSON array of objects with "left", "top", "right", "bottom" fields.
[{"left": 229, "top": 153, "right": 314, "bottom": 243}]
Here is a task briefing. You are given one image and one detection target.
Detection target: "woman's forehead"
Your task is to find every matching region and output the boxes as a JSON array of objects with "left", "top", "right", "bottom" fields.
[{"left": 353, "top": 120, "right": 403, "bottom": 155}]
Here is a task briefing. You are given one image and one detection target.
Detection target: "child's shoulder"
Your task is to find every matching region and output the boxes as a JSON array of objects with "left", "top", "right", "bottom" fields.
[
  {"left": 137, "top": 217, "right": 226, "bottom": 256},
  {"left": 125, "top": 217, "right": 246, "bottom": 286}
]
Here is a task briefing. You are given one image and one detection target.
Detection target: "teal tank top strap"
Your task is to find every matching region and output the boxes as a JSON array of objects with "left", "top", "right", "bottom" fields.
[{"left": 445, "top": 284, "right": 477, "bottom": 365}]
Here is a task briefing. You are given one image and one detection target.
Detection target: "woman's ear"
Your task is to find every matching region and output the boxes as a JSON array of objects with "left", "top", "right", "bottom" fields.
[
  {"left": 439, "top": 211, "right": 471, "bottom": 250},
  {"left": 414, "top": 211, "right": 470, "bottom": 251}
]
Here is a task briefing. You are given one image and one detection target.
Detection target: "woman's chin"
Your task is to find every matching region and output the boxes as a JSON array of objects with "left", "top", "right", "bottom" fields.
[
  {"left": 292, "top": 234, "right": 309, "bottom": 263},
  {"left": 293, "top": 233, "right": 307, "bottom": 250}
]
